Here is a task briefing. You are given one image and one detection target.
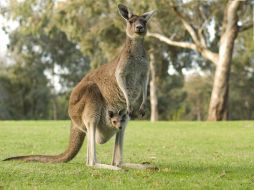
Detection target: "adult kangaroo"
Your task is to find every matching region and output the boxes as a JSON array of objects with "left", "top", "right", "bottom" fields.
[{"left": 4, "top": 4, "right": 155, "bottom": 170}]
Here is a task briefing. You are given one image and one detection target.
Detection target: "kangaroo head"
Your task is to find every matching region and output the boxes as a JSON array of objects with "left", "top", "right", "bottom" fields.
[
  {"left": 118, "top": 4, "right": 156, "bottom": 39},
  {"left": 108, "top": 109, "right": 127, "bottom": 130}
]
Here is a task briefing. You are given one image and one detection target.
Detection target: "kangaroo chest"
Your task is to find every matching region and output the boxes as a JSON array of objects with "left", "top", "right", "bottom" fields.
[
  {"left": 122, "top": 55, "right": 148, "bottom": 103},
  {"left": 125, "top": 56, "right": 148, "bottom": 84}
]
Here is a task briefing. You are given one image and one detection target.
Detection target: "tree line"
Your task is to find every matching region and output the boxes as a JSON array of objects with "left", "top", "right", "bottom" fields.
[{"left": 0, "top": 0, "right": 253, "bottom": 121}]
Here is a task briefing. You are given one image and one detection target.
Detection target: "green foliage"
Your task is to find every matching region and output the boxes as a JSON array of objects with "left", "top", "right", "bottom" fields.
[
  {"left": 157, "top": 74, "right": 186, "bottom": 120},
  {"left": 183, "top": 74, "right": 213, "bottom": 120},
  {"left": 7, "top": 1, "right": 90, "bottom": 89},
  {"left": 229, "top": 69, "right": 254, "bottom": 119},
  {"left": 228, "top": 29, "right": 254, "bottom": 120},
  {"left": 48, "top": 93, "right": 70, "bottom": 120},
  {"left": 1, "top": 121, "right": 254, "bottom": 189},
  {"left": 53, "top": 0, "right": 125, "bottom": 68},
  {"left": 0, "top": 72, "right": 13, "bottom": 119},
  {"left": 0, "top": 63, "right": 50, "bottom": 119}
]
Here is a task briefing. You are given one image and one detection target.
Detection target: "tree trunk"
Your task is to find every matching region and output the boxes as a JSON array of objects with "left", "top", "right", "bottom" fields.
[
  {"left": 52, "top": 96, "right": 58, "bottom": 120},
  {"left": 149, "top": 50, "right": 159, "bottom": 122},
  {"left": 51, "top": 63, "right": 58, "bottom": 120},
  {"left": 196, "top": 100, "right": 201, "bottom": 121},
  {"left": 207, "top": 0, "right": 241, "bottom": 121}
]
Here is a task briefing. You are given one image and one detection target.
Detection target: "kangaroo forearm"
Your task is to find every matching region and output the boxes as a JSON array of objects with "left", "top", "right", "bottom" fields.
[
  {"left": 141, "top": 74, "right": 149, "bottom": 105},
  {"left": 115, "top": 73, "right": 130, "bottom": 107}
]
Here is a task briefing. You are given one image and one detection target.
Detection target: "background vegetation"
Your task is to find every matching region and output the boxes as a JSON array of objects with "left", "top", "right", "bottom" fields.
[{"left": 0, "top": 0, "right": 253, "bottom": 121}]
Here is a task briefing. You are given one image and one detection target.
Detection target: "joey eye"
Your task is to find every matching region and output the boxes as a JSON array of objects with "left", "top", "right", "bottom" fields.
[
  {"left": 108, "top": 111, "right": 114, "bottom": 118},
  {"left": 113, "top": 120, "right": 117, "bottom": 125}
]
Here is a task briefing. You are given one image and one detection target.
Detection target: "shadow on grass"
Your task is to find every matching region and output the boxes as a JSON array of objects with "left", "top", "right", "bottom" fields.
[{"left": 157, "top": 162, "right": 254, "bottom": 178}]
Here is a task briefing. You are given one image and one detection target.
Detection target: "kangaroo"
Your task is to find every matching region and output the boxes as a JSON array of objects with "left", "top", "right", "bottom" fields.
[{"left": 4, "top": 4, "right": 155, "bottom": 170}]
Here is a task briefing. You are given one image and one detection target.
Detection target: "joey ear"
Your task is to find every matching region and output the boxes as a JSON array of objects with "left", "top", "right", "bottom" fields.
[
  {"left": 118, "top": 109, "right": 125, "bottom": 116},
  {"left": 142, "top": 10, "right": 156, "bottom": 21},
  {"left": 118, "top": 4, "right": 132, "bottom": 20},
  {"left": 108, "top": 111, "right": 114, "bottom": 118}
]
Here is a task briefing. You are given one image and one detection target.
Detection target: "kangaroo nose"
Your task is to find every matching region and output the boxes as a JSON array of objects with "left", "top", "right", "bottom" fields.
[{"left": 136, "top": 25, "right": 143, "bottom": 30}]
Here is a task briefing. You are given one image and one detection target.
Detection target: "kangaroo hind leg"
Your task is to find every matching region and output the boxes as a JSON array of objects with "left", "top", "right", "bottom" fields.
[
  {"left": 83, "top": 102, "right": 121, "bottom": 170},
  {"left": 81, "top": 83, "right": 121, "bottom": 170}
]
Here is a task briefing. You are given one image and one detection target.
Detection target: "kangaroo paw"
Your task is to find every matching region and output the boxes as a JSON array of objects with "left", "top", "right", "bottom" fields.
[
  {"left": 88, "top": 163, "right": 122, "bottom": 170},
  {"left": 120, "top": 163, "right": 158, "bottom": 170}
]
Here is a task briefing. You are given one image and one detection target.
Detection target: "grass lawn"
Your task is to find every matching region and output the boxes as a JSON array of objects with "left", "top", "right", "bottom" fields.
[{"left": 0, "top": 121, "right": 254, "bottom": 190}]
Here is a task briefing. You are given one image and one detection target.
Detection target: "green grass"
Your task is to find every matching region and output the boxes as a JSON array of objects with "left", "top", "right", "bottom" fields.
[{"left": 0, "top": 121, "right": 254, "bottom": 190}]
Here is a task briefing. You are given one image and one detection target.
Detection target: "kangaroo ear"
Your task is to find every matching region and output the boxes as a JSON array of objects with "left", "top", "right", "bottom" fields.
[
  {"left": 108, "top": 111, "right": 114, "bottom": 118},
  {"left": 118, "top": 4, "right": 132, "bottom": 20},
  {"left": 142, "top": 10, "right": 156, "bottom": 21}
]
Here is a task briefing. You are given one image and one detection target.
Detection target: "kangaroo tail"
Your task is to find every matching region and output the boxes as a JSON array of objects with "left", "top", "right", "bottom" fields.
[{"left": 3, "top": 123, "right": 86, "bottom": 163}]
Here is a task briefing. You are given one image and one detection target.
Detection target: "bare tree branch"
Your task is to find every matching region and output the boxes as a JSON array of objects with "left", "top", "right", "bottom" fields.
[
  {"left": 147, "top": 4, "right": 222, "bottom": 65},
  {"left": 238, "top": 21, "right": 253, "bottom": 32},
  {"left": 198, "top": 28, "right": 207, "bottom": 48},
  {"left": 200, "top": 48, "right": 219, "bottom": 65},
  {"left": 147, "top": 32, "right": 219, "bottom": 64},
  {"left": 197, "top": 9, "right": 210, "bottom": 48},
  {"left": 172, "top": 6, "right": 200, "bottom": 45},
  {"left": 147, "top": 32, "right": 197, "bottom": 50},
  {"left": 172, "top": 5, "right": 219, "bottom": 64},
  {"left": 198, "top": 4, "right": 209, "bottom": 22}
]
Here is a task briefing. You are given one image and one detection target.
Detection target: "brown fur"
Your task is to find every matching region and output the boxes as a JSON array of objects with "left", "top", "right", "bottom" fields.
[{"left": 4, "top": 4, "right": 155, "bottom": 169}]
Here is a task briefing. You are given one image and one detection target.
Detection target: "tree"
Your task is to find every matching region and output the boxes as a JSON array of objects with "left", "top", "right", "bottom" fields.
[
  {"left": 1, "top": 0, "right": 90, "bottom": 119},
  {"left": 0, "top": 62, "right": 51, "bottom": 119},
  {"left": 147, "top": 0, "right": 253, "bottom": 120}
]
